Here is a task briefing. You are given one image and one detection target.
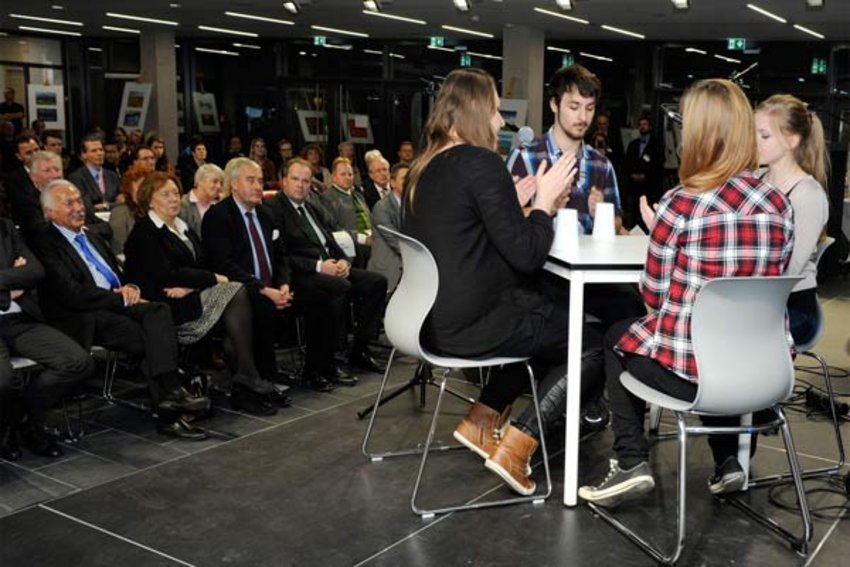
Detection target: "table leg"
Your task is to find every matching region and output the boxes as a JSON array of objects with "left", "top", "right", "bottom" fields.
[{"left": 563, "top": 272, "right": 585, "bottom": 506}]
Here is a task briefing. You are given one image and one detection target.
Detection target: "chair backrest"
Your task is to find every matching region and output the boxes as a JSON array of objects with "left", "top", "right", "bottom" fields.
[
  {"left": 378, "top": 226, "right": 437, "bottom": 360},
  {"left": 690, "top": 276, "right": 801, "bottom": 415}
]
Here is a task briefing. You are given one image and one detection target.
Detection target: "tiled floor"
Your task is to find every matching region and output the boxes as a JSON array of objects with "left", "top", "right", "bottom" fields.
[{"left": 0, "top": 277, "right": 848, "bottom": 566}]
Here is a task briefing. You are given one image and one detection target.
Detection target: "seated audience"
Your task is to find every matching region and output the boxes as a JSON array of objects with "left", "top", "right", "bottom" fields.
[
  {"left": 178, "top": 137, "right": 206, "bottom": 192},
  {"left": 9, "top": 151, "right": 62, "bottom": 240},
  {"left": 31, "top": 179, "right": 209, "bottom": 437},
  {"left": 224, "top": 135, "right": 244, "bottom": 165},
  {"left": 302, "top": 143, "right": 332, "bottom": 193},
  {"left": 320, "top": 157, "right": 374, "bottom": 265},
  {"left": 337, "top": 141, "right": 362, "bottom": 187},
  {"left": 0, "top": 216, "right": 94, "bottom": 460},
  {"left": 367, "top": 162, "right": 407, "bottom": 292},
  {"left": 102, "top": 137, "right": 121, "bottom": 174},
  {"left": 397, "top": 140, "right": 415, "bottom": 164},
  {"left": 578, "top": 79, "right": 795, "bottom": 506},
  {"left": 124, "top": 172, "right": 288, "bottom": 415},
  {"left": 109, "top": 165, "right": 148, "bottom": 256},
  {"left": 268, "top": 158, "right": 387, "bottom": 386},
  {"left": 180, "top": 163, "right": 223, "bottom": 238},
  {"left": 41, "top": 130, "right": 70, "bottom": 173},
  {"left": 276, "top": 138, "right": 294, "bottom": 176},
  {"left": 147, "top": 134, "right": 175, "bottom": 176},
  {"left": 361, "top": 150, "right": 391, "bottom": 210},
  {"left": 68, "top": 134, "right": 121, "bottom": 210},
  {"left": 248, "top": 137, "right": 276, "bottom": 186}
]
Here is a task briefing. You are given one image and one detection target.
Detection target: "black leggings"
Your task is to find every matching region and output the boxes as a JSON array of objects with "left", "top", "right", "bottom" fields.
[{"left": 220, "top": 287, "right": 262, "bottom": 380}]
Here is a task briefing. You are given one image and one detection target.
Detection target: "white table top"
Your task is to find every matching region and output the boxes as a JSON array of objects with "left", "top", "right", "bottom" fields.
[{"left": 547, "top": 235, "right": 649, "bottom": 270}]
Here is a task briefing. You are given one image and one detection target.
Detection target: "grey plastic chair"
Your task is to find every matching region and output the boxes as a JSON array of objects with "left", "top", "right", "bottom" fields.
[
  {"left": 588, "top": 276, "right": 812, "bottom": 565},
  {"left": 361, "top": 226, "right": 552, "bottom": 518}
]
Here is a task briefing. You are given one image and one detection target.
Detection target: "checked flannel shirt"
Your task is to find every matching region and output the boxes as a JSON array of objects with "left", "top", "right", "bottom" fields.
[{"left": 616, "top": 170, "right": 795, "bottom": 382}]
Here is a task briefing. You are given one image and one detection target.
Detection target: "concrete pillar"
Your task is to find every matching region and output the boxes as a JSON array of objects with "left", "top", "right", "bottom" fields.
[
  {"left": 502, "top": 25, "right": 545, "bottom": 135},
  {"left": 139, "top": 29, "right": 178, "bottom": 155}
]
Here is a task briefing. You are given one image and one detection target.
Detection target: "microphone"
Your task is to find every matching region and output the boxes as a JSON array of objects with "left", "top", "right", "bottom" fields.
[{"left": 518, "top": 126, "right": 535, "bottom": 148}]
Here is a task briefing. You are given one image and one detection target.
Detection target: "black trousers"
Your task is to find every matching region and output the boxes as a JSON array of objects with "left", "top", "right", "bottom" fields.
[
  {"left": 246, "top": 289, "right": 281, "bottom": 378},
  {"left": 0, "top": 313, "right": 94, "bottom": 422},
  {"left": 292, "top": 268, "right": 387, "bottom": 372},
  {"left": 605, "top": 317, "right": 743, "bottom": 470}
]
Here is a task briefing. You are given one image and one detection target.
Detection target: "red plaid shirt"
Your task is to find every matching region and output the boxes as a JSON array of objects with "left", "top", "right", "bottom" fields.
[{"left": 616, "top": 170, "right": 794, "bottom": 382}]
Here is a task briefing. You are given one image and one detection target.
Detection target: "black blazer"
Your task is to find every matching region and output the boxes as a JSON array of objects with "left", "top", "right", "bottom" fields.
[
  {"left": 0, "top": 218, "right": 45, "bottom": 320},
  {"left": 361, "top": 178, "right": 388, "bottom": 211},
  {"left": 30, "top": 223, "right": 127, "bottom": 323},
  {"left": 124, "top": 216, "right": 217, "bottom": 325},
  {"left": 624, "top": 134, "right": 665, "bottom": 204},
  {"left": 67, "top": 166, "right": 120, "bottom": 205},
  {"left": 267, "top": 193, "right": 346, "bottom": 274},
  {"left": 5, "top": 167, "right": 46, "bottom": 239},
  {"left": 201, "top": 196, "right": 290, "bottom": 292}
]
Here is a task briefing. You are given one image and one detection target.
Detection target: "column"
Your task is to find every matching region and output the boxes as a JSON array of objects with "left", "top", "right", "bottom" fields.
[
  {"left": 139, "top": 29, "right": 179, "bottom": 156},
  {"left": 502, "top": 25, "right": 546, "bottom": 135}
]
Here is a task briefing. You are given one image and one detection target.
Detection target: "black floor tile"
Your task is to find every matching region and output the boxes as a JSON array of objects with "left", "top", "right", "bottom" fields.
[{"left": 0, "top": 462, "right": 77, "bottom": 516}]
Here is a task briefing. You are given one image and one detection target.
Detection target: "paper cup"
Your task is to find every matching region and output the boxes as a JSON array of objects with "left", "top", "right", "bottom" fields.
[
  {"left": 592, "top": 202, "right": 615, "bottom": 241},
  {"left": 551, "top": 208, "right": 579, "bottom": 254}
]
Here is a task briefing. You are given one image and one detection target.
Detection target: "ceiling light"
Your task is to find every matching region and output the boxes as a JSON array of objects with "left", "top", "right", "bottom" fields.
[
  {"left": 310, "top": 25, "right": 369, "bottom": 38},
  {"left": 363, "top": 0, "right": 381, "bottom": 11},
  {"left": 533, "top": 8, "right": 590, "bottom": 25},
  {"left": 87, "top": 47, "right": 103, "bottom": 52},
  {"left": 10, "top": 13, "right": 83, "bottom": 26},
  {"left": 362, "top": 11, "right": 426, "bottom": 25},
  {"left": 18, "top": 25, "right": 81, "bottom": 36},
  {"left": 713, "top": 54, "right": 741, "bottom": 63},
  {"left": 105, "top": 12, "right": 178, "bottom": 26},
  {"left": 793, "top": 24, "right": 825, "bottom": 39},
  {"left": 233, "top": 42, "right": 262, "bottom": 49},
  {"left": 198, "top": 25, "right": 259, "bottom": 38},
  {"left": 546, "top": 46, "right": 572, "bottom": 54},
  {"left": 427, "top": 45, "right": 455, "bottom": 53},
  {"left": 805, "top": 0, "right": 824, "bottom": 7},
  {"left": 102, "top": 25, "right": 141, "bottom": 34},
  {"left": 389, "top": 53, "right": 405, "bottom": 59},
  {"left": 364, "top": 49, "right": 383, "bottom": 55},
  {"left": 282, "top": 2, "right": 300, "bottom": 14},
  {"left": 555, "top": 0, "right": 573, "bottom": 8},
  {"left": 579, "top": 51, "right": 613, "bottom": 62},
  {"left": 468, "top": 51, "right": 503, "bottom": 61},
  {"left": 324, "top": 44, "right": 353, "bottom": 50},
  {"left": 685, "top": 47, "right": 707, "bottom": 54},
  {"left": 600, "top": 24, "right": 645, "bottom": 39},
  {"left": 51, "top": 5, "right": 64, "bottom": 10},
  {"left": 170, "top": 3, "right": 181, "bottom": 7},
  {"left": 671, "top": 0, "right": 689, "bottom": 8},
  {"left": 453, "top": 0, "right": 470, "bottom": 12},
  {"left": 746, "top": 4, "right": 787, "bottom": 23},
  {"left": 225, "top": 12, "right": 294, "bottom": 26},
  {"left": 441, "top": 24, "right": 495, "bottom": 38},
  {"left": 196, "top": 47, "right": 240, "bottom": 57},
  {"left": 299, "top": 51, "right": 307, "bottom": 56}
]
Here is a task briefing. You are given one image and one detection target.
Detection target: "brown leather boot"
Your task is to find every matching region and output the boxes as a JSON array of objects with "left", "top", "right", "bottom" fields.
[
  {"left": 452, "top": 402, "right": 511, "bottom": 459},
  {"left": 484, "top": 425, "right": 538, "bottom": 496}
]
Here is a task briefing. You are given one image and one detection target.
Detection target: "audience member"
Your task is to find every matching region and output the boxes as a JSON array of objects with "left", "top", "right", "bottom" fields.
[
  {"left": 178, "top": 137, "right": 206, "bottom": 192},
  {"left": 9, "top": 151, "right": 62, "bottom": 240},
  {"left": 109, "top": 165, "right": 147, "bottom": 256},
  {"left": 624, "top": 115, "right": 665, "bottom": 228},
  {"left": 367, "top": 162, "right": 407, "bottom": 292},
  {"left": 0, "top": 88, "right": 25, "bottom": 135},
  {"left": 361, "top": 151, "right": 391, "bottom": 210},
  {"left": 337, "top": 141, "right": 362, "bottom": 186},
  {"left": 125, "top": 171, "right": 288, "bottom": 415},
  {"left": 578, "top": 79, "right": 795, "bottom": 506},
  {"left": 68, "top": 134, "right": 121, "bottom": 210},
  {"left": 180, "top": 163, "right": 223, "bottom": 238},
  {"left": 248, "top": 137, "right": 276, "bottom": 185},
  {"left": 302, "top": 143, "right": 332, "bottom": 191},
  {"left": 147, "top": 134, "right": 175, "bottom": 176},
  {"left": 588, "top": 111, "right": 624, "bottom": 177},
  {"left": 30, "top": 120, "right": 46, "bottom": 141},
  {"left": 397, "top": 140, "right": 415, "bottom": 164},
  {"left": 276, "top": 138, "right": 294, "bottom": 173},
  {"left": 225, "top": 135, "right": 244, "bottom": 164},
  {"left": 0, "top": 121, "right": 17, "bottom": 173},
  {"left": 102, "top": 138, "right": 121, "bottom": 174},
  {"left": 320, "top": 157, "right": 374, "bottom": 265}
]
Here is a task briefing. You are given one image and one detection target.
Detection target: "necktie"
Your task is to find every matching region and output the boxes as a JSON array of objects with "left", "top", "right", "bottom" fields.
[
  {"left": 245, "top": 211, "right": 272, "bottom": 285},
  {"left": 95, "top": 170, "right": 106, "bottom": 199},
  {"left": 74, "top": 233, "right": 121, "bottom": 289},
  {"left": 351, "top": 192, "right": 371, "bottom": 232},
  {"left": 298, "top": 206, "right": 328, "bottom": 260}
]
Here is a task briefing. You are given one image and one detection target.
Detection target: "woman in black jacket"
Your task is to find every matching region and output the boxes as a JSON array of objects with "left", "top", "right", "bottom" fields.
[{"left": 124, "top": 171, "right": 284, "bottom": 415}]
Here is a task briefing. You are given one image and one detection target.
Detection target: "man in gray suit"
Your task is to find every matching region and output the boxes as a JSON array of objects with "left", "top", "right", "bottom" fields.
[
  {"left": 319, "top": 157, "right": 373, "bottom": 266},
  {"left": 367, "top": 163, "right": 408, "bottom": 292},
  {"left": 68, "top": 134, "right": 120, "bottom": 210}
]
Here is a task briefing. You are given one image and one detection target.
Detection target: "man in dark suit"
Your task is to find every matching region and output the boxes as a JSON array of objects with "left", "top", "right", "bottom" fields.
[
  {"left": 367, "top": 162, "right": 407, "bottom": 292},
  {"left": 361, "top": 153, "right": 391, "bottom": 211},
  {"left": 31, "top": 179, "right": 208, "bottom": 436},
  {"left": 624, "top": 115, "right": 664, "bottom": 228},
  {"left": 201, "top": 158, "right": 310, "bottom": 389},
  {"left": 0, "top": 216, "right": 94, "bottom": 460},
  {"left": 269, "top": 158, "right": 387, "bottom": 383},
  {"left": 67, "top": 134, "right": 121, "bottom": 210}
]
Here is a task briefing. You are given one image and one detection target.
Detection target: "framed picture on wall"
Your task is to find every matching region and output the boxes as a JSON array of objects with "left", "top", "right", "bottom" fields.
[
  {"left": 116, "top": 82, "right": 152, "bottom": 133},
  {"left": 193, "top": 92, "right": 220, "bottom": 133},
  {"left": 26, "top": 84, "right": 65, "bottom": 130},
  {"left": 341, "top": 113, "right": 374, "bottom": 144},
  {"left": 297, "top": 110, "right": 328, "bottom": 143}
]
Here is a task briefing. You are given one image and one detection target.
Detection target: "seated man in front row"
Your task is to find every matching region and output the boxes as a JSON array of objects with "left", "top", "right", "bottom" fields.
[
  {"left": 269, "top": 158, "right": 387, "bottom": 384},
  {"left": 30, "top": 180, "right": 209, "bottom": 437}
]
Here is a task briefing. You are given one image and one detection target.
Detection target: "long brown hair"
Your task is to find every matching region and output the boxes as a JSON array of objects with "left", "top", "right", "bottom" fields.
[
  {"left": 678, "top": 79, "right": 758, "bottom": 193},
  {"left": 756, "top": 94, "right": 829, "bottom": 189},
  {"left": 406, "top": 68, "right": 499, "bottom": 208}
]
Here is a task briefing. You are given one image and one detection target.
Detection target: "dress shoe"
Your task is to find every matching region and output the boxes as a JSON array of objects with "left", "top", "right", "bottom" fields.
[
  {"left": 21, "top": 425, "right": 63, "bottom": 458},
  {"left": 272, "top": 370, "right": 299, "bottom": 387},
  {"left": 303, "top": 372, "right": 335, "bottom": 393},
  {"left": 0, "top": 425, "right": 22, "bottom": 461},
  {"left": 158, "top": 386, "right": 210, "bottom": 414},
  {"left": 231, "top": 385, "right": 277, "bottom": 416},
  {"left": 232, "top": 374, "right": 276, "bottom": 395},
  {"left": 266, "top": 389, "right": 292, "bottom": 407},
  {"left": 157, "top": 418, "right": 208, "bottom": 441},
  {"left": 348, "top": 348, "right": 384, "bottom": 374},
  {"left": 327, "top": 366, "right": 358, "bottom": 387}
]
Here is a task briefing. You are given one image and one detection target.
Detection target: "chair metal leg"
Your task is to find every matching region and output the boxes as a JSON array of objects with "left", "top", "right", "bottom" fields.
[
  {"left": 411, "top": 362, "right": 552, "bottom": 518},
  {"left": 99, "top": 351, "right": 149, "bottom": 412}
]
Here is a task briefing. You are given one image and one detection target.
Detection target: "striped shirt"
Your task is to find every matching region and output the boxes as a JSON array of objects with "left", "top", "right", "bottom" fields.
[
  {"left": 506, "top": 127, "right": 621, "bottom": 234},
  {"left": 616, "top": 170, "right": 795, "bottom": 382}
]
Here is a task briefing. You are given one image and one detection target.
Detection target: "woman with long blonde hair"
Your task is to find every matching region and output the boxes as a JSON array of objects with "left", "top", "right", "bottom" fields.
[
  {"left": 580, "top": 79, "right": 795, "bottom": 506},
  {"left": 402, "top": 68, "right": 588, "bottom": 495}
]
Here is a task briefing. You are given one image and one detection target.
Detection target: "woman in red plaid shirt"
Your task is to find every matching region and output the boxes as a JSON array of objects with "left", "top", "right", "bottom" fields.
[{"left": 579, "top": 79, "right": 795, "bottom": 507}]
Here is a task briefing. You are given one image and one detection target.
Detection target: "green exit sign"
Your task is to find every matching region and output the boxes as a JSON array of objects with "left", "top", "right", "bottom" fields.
[
  {"left": 430, "top": 36, "right": 445, "bottom": 47},
  {"left": 811, "top": 57, "right": 827, "bottom": 75},
  {"left": 727, "top": 38, "right": 746, "bottom": 50},
  {"left": 460, "top": 53, "right": 471, "bottom": 67},
  {"left": 313, "top": 36, "right": 326, "bottom": 46},
  {"left": 562, "top": 54, "right": 575, "bottom": 67}
]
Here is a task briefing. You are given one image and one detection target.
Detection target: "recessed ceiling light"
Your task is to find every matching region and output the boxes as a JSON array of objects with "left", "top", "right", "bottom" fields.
[
  {"left": 671, "top": 0, "right": 689, "bottom": 8},
  {"left": 713, "top": 54, "right": 741, "bottom": 64},
  {"left": 533, "top": 8, "right": 590, "bottom": 25},
  {"left": 468, "top": 51, "right": 503, "bottom": 61},
  {"left": 364, "top": 49, "right": 383, "bottom": 55},
  {"left": 299, "top": 51, "right": 307, "bottom": 56},
  {"left": 88, "top": 47, "right": 103, "bottom": 52},
  {"left": 310, "top": 25, "right": 369, "bottom": 38},
  {"left": 198, "top": 25, "right": 259, "bottom": 38},
  {"left": 10, "top": 13, "right": 83, "bottom": 26},
  {"left": 225, "top": 11, "right": 294, "bottom": 26},
  {"left": 600, "top": 24, "right": 645, "bottom": 39},
  {"left": 106, "top": 12, "right": 178, "bottom": 26},
  {"left": 283, "top": 2, "right": 300, "bottom": 15},
  {"left": 389, "top": 52, "right": 405, "bottom": 60},
  {"left": 324, "top": 44, "right": 353, "bottom": 50},
  {"left": 546, "top": 46, "right": 572, "bottom": 54},
  {"left": 362, "top": 11, "right": 426, "bottom": 25},
  {"left": 427, "top": 45, "right": 455, "bottom": 53},
  {"left": 453, "top": 0, "right": 470, "bottom": 12},
  {"left": 685, "top": 47, "right": 707, "bottom": 54},
  {"left": 18, "top": 25, "right": 81, "bottom": 36},
  {"left": 363, "top": 0, "right": 381, "bottom": 11},
  {"left": 441, "top": 24, "right": 494, "bottom": 39},
  {"left": 746, "top": 4, "right": 787, "bottom": 24},
  {"left": 196, "top": 47, "right": 240, "bottom": 57},
  {"left": 170, "top": 3, "right": 181, "bottom": 7},
  {"left": 555, "top": 0, "right": 573, "bottom": 9},
  {"left": 579, "top": 51, "right": 614, "bottom": 62},
  {"left": 793, "top": 24, "right": 825, "bottom": 39},
  {"left": 51, "top": 5, "right": 64, "bottom": 10},
  {"left": 805, "top": 0, "right": 824, "bottom": 8},
  {"left": 102, "top": 25, "right": 141, "bottom": 34},
  {"left": 798, "top": 77, "right": 805, "bottom": 82},
  {"left": 233, "top": 42, "right": 262, "bottom": 50}
]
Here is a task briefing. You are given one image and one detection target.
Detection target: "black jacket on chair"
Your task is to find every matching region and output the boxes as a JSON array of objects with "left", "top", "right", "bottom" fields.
[
  {"left": 267, "top": 193, "right": 346, "bottom": 274},
  {"left": 123, "top": 215, "right": 217, "bottom": 325}
]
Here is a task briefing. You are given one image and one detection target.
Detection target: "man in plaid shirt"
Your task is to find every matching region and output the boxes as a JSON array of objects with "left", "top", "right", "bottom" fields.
[{"left": 506, "top": 64, "right": 625, "bottom": 235}]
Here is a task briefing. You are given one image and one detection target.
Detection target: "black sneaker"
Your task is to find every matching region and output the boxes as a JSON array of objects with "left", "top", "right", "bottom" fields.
[
  {"left": 581, "top": 398, "right": 610, "bottom": 436},
  {"left": 708, "top": 456, "right": 746, "bottom": 495},
  {"left": 578, "top": 459, "right": 655, "bottom": 507}
]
